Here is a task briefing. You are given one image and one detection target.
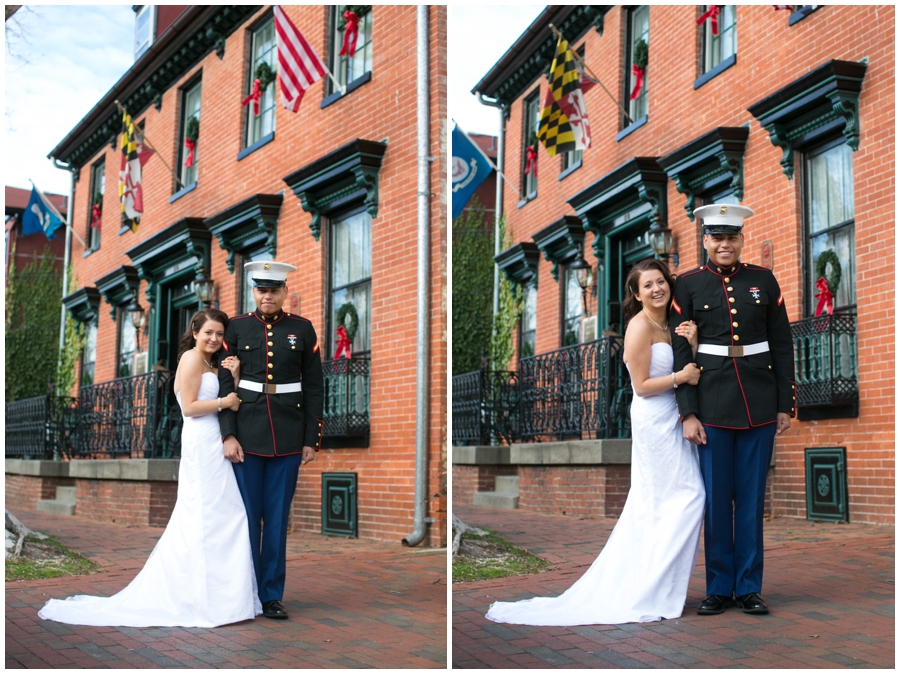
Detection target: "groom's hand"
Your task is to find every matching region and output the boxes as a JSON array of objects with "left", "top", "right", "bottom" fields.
[
  {"left": 301, "top": 446, "right": 316, "bottom": 466},
  {"left": 223, "top": 435, "right": 244, "bottom": 463},
  {"left": 683, "top": 414, "right": 707, "bottom": 445},
  {"left": 775, "top": 412, "right": 791, "bottom": 435}
]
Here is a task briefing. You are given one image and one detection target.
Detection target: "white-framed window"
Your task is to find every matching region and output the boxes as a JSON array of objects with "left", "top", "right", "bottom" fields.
[
  {"left": 241, "top": 247, "right": 274, "bottom": 314},
  {"left": 117, "top": 312, "right": 137, "bottom": 378},
  {"left": 245, "top": 16, "right": 276, "bottom": 147},
  {"left": 522, "top": 91, "right": 540, "bottom": 198},
  {"left": 702, "top": 5, "right": 737, "bottom": 73},
  {"left": 804, "top": 140, "right": 855, "bottom": 314},
  {"left": 329, "top": 209, "right": 372, "bottom": 358},
  {"left": 563, "top": 268, "right": 583, "bottom": 346},
  {"left": 81, "top": 320, "right": 98, "bottom": 386},
  {"left": 330, "top": 5, "right": 373, "bottom": 92},
  {"left": 626, "top": 5, "right": 649, "bottom": 124},
  {"left": 134, "top": 5, "right": 155, "bottom": 59},
  {"left": 520, "top": 281, "right": 537, "bottom": 358},
  {"left": 88, "top": 159, "right": 104, "bottom": 252},
  {"left": 178, "top": 79, "right": 202, "bottom": 188}
]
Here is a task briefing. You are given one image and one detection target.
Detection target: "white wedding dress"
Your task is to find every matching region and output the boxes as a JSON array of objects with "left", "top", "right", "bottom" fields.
[
  {"left": 39, "top": 372, "right": 262, "bottom": 628},
  {"left": 486, "top": 342, "right": 705, "bottom": 625}
]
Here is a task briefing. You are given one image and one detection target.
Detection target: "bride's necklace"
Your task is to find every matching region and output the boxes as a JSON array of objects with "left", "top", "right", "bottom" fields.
[
  {"left": 194, "top": 346, "right": 213, "bottom": 369},
  {"left": 643, "top": 307, "right": 668, "bottom": 332}
]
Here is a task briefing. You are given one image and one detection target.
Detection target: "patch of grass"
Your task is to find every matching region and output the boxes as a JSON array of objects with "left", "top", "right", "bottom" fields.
[
  {"left": 5, "top": 534, "right": 101, "bottom": 582},
  {"left": 452, "top": 529, "right": 551, "bottom": 583}
]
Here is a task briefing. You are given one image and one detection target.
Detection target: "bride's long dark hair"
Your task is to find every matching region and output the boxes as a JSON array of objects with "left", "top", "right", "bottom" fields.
[
  {"left": 621, "top": 259, "right": 676, "bottom": 329},
  {"left": 177, "top": 308, "right": 230, "bottom": 365}
]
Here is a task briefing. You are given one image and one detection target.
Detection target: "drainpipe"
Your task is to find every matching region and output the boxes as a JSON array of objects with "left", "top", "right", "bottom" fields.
[
  {"left": 475, "top": 94, "right": 505, "bottom": 318},
  {"left": 51, "top": 157, "right": 76, "bottom": 392},
  {"left": 402, "top": 4, "right": 431, "bottom": 547}
]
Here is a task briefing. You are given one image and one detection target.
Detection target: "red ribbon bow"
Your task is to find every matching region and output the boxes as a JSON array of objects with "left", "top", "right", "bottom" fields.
[
  {"left": 814, "top": 276, "right": 834, "bottom": 316},
  {"left": 184, "top": 138, "right": 196, "bottom": 168},
  {"left": 334, "top": 325, "right": 352, "bottom": 360},
  {"left": 339, "top": 11, "right": 360, "bottom": 58},
  {"left": 242, "top": 78, "right": 263, "bottom": 116},
  {"left": 91, "top": 204, "right": 102, "bottom": 233},
  {"left": 697, "top": 5, "right": 721, "bottom": 35},
  {"left": 525, "top": 145, "right": 538, "bottom": 178},
  {"left": 630, "top": 65, "right": 645, "bottom": 100}
]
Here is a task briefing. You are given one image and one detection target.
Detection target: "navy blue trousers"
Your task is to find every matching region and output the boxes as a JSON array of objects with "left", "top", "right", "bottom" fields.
[
  {"left": 232, "top": 453, "right": 302, "bottom": 604},
  {"left": 698, "top": 424, "right": 776, "bottom": 598}
]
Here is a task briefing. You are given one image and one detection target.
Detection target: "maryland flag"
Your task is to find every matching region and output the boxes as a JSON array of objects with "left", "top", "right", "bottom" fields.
[
  {"left": 537, "top": 35, "right": 591, "bottom": 157},
  {"left": 118, "top": 110, "right": 151, "bottom": 233}
]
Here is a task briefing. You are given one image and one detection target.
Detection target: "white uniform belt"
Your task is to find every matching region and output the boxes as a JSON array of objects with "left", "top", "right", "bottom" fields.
[
  {"left": 238, "top": 380, "right": 302, "bottom": 394},
  {"left": 697, "top": 341, "right": 769, "bottom": 358}
]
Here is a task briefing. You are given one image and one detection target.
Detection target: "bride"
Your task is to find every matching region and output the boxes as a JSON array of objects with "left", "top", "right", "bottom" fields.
[
  {"left": 486, "top": 258, "right": 705, "bottom": 626},
  {"left": 39, "top": 308, "right": 262, "bottom": 628}
]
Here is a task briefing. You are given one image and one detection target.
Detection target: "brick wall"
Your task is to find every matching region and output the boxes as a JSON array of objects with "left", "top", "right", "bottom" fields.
[
  {"left": 496, "top": 6, "right": 894, "bottom": 525},
  {"left": 63, "top": 6, "right": 447, "bottom": 545},
  {"left": 452, "top": 465, "right": 518, "bottom": 506},
  {"left": 5, "top": 475, "right": 74, "bottom": 511},
  {"left": 518, "top": 466, "right": 631, "bottom": 518},
  {"left": 74, "top": 480, "right": 178, "bottom": 528}
]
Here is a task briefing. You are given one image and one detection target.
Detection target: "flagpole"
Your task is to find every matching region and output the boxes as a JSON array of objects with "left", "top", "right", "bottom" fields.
[
  {"left": 29, "top": 179, "right": 87, "bottom": 249},
  {"left": 452, "top": 120, "right": 517, "bottom": 194},
  {"left": 548, "top": 23, "right": 632, "bottom": 126},
  {"left": 322, "top": 65, "right": 347, "bottom": 97},
  {"left": 114, "top": 100, "right": 184, "bottom": 189}
]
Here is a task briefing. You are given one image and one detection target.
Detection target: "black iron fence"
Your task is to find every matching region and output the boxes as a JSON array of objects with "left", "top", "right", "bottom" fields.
[
  {"left": 452, "top": 336, "right": 631, "bottom": 446},
  {"left": 322, "top": 356, "right": 370, "bottom": 437},
  {"left": 790, "top": 311, "right": 858, "bottom": 407},
  {"left": 5, "top": 395, "right": 78, "bottom": 459}
]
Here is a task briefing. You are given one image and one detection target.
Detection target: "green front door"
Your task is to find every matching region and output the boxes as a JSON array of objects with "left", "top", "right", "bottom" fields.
[{"left": 598, "top": 220, "right": 654, "bottom": 333}]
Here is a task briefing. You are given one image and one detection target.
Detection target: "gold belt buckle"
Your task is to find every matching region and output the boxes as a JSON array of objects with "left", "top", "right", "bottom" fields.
[
  {"left": 262, "top": 383, "right": 275, "bottom": 394},
  {"left": 728, "top": 345, "right": 744, "bottom": 358}
]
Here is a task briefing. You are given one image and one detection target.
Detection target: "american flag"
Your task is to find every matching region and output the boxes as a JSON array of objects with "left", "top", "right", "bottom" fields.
[{"left": 274, "top": 5, "right": 326, "bottom": 113}]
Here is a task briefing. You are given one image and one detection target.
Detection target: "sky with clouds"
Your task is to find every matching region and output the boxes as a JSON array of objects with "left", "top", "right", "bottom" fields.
[
  {"left": 5, "top": 5, "right": 135, "bottom": 196},
  {"left": 449, "top": 5, "right": 545, "bottom": 138}
]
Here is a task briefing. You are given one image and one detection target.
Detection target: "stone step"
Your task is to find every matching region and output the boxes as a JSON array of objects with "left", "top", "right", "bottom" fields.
[
  {"left": 55, "top": 486, "right": 76, "bottom": 503},
  {"left": 494, "top": 475, "right": 519, "bottom": 494},
  {"left": 473, "top": 492, "right": 519, "bottom": 509},
  {"left": 36, "top": 499, "right": 76, "bottom": 516}
]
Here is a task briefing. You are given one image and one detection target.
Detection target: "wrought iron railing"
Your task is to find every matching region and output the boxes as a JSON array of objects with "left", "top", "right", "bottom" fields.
[
  {"left": 451, "top": 337, "right": 632, "bottom": 446},
  {"left": 5, "top": 395, "right": 78, "bottom": 459},
  {"left": 322, "top": 356, "right": 370, "bottom": 437},
  {"left": 790, "top": 311, "right": 858, "bottom": 407}
]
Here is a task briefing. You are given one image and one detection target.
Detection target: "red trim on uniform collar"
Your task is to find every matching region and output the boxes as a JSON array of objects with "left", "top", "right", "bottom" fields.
[
  {"left": 705, "top": 261, "right": 742, "bottom": 277},
  {"left": 254, "top": 308, "right": 285, "bottom": 324}
]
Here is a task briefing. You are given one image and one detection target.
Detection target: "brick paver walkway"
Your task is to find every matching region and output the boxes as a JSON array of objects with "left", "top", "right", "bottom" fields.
[
  {"left": 6, "top": 510, "right": 446, "bottom": 669},
  {"left": 453, "top": 505, "right": 893, "bottom": 669}
]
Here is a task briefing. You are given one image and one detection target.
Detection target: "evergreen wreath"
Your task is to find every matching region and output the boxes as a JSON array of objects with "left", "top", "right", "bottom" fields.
[
  {"left": 93, "top": 192, "right": 103, "bottom": 209},
  {"left": 336, "top": 302, "right": 359, "bottom": 342},
  {"left": 815, "top": 249, "right": 842, "bottom": 294},
  {"left": 633, "top": 38, "right": 648, "bottom": 70},
  {"left": 186, "top": 116, "right": 200, "bottom": 143},
  {"left": 254, "top": 62, "right": 276, "bottom": 91}
]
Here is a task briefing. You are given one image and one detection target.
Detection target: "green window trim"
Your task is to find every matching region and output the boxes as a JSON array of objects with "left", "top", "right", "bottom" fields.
[
  {"left": 62, "top": 286, "right": 102, "bottom": 325},
  {"left": 283, "top": 138, "right": 387, "bottom": 241},
  {"left": 94, "top": 266, "right": 141, "bottom": 323},
  {"left": 495, "top": 241, "right": 540, "bottom": 288},
  {"left": 747, "top": 59, "right": 868, "bottom": 180},
  {"left": 204, "top": 193, "right": 282, "bottom": 273},
  {"left": 531, "top": 215, "right": 585, "bottom": 282}
]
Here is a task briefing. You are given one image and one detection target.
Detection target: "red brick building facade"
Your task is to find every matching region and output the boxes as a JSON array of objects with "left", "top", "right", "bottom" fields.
[
  {"left": 454, "top": 6, "right": 893, "bottom": 525},
  {"left": 42, "top": 5, "right": 447, "bottom": 546}
]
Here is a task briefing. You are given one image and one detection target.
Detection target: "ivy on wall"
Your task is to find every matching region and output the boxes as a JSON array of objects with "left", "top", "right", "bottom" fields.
[
  {"left": 5, "top": 244, "right": 63, "bottom": 402},
  {"left": 490, "top": 216, "right": 523, "bottom": 371},
  {"left": 55, "top": 264, "right": 85, "bottom": 397},
  {"left": 451, "top": 198, "right": 494, "bottom": 376}
]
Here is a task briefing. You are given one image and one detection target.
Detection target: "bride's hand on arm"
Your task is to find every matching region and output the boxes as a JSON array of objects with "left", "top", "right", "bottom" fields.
[
  {"left": 177, "top": 350, "right": 220, "bottom": 417},
  {"left": 674, "top": 320, "right": 699, "bottom": 357},
  {"left": 221, "top": 356, "right": 241, "bottom": 385}
]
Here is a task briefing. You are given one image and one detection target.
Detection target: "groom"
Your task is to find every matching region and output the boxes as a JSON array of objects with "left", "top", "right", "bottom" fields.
[
  {"left": 670, "top": 204, "right": 795, "bottom": 615},
  {"left": 218, "top": 260, "right": 324, "bottom": 620}
]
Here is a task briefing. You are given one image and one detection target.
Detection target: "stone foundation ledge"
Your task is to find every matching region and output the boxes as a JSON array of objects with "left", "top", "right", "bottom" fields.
[
  {"left": 452, "top": 439, "right": 633, "bottom": 466},
  {"left": 6, "top": 458, "right": 180, "bottom": 482}
]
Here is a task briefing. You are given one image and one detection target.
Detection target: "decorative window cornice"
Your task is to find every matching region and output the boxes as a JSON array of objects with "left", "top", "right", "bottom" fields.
[
  {"left": 658, "top": 126, "right": 749, "bottom": 221},
  {"left": 495, "top": 241, "right": 541, "bottom": 287},
  {"left": 532, "top": 215, "right": 585, "bottom": 282},
  {"left": 125, "top": 217, "right": 211, "bottom": 304},
  {"left": 62, "top": 287, "right": 102, "bottom": 324},
  {"left": 282, "top": 139, "right": 387, "bottom": 241},
  {"left": 747, "top": 59, "right": 867, "bottom": 179},
  {"left": 94, "top": 266, "right": 140, "bottom": 322},
  {"left": 204, "top": 194, "right": 283, "bottom": 273},
  {"left": 567, "top": 157, "right": 667, "bottom": 257}
]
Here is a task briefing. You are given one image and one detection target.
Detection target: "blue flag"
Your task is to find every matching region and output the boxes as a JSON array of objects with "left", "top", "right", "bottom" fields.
[
  {"left": 21, "top": 185, "right": 64, "bottom": 240},
  {"left": 452, "top": 125, "right": 493, "bottom": 221}
]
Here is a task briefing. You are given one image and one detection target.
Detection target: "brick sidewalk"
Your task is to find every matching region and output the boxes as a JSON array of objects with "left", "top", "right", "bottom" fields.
[
  {"left": 453, "top": 505, "right": 893, "bottom": 669},
  {"left": 6, "top": 510, "right": 447, "bottom": 669}
]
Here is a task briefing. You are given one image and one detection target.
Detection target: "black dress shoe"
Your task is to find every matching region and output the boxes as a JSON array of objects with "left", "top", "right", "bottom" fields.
[
  {"left": 734, "top": 593, "right": 769, "bottom": 614},
  {"left": 697, "top": 594, "right": 732, "bottom": 615},
  {"left": 263, "top": 600, "right": 289, "bottom": 620}
]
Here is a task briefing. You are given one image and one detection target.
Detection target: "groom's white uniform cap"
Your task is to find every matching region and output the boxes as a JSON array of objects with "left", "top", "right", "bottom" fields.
[
  {"left": 244, "top": 260, "right": 296, "bottom": 289},
  {"left": 694, "top": 203, "right": 754, "bottom": 235}
]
